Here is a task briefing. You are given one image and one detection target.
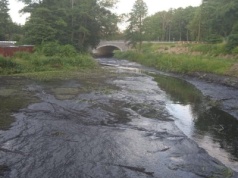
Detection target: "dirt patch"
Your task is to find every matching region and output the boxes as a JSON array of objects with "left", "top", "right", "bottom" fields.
[
  {"left": 156, "top": 44, "right": 202, "bottom": 56},
  {"left": 186, "top": 72, "right": 238, "bottom": 89},
  {"left": 228, "top": 63, "right": 238, "bottom": 77}
]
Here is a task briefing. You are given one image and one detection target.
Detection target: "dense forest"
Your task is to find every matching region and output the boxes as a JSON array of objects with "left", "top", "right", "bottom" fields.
[
  {"left": 142, "top": 0, "right": 238, "bottom": 44},
  {"left": 0, "top": 0, "right": 119, "bottom": 51},
  {"left": 1, "top": 0, "right": 238, "bottom": 52}
]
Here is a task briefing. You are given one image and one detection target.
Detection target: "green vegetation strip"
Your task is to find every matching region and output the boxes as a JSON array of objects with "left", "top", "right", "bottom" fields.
[
  {"left": 0, "top": 42, "right": 98, "bottom": 75},
  {"left": 114, "top": 44, "right": 236, "bottom": 77}
]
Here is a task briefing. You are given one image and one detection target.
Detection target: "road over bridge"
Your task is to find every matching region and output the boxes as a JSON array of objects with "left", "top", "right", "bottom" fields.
[
  {"left": 92, "top": 40, "right": 180, "bottom": 57},
  {"left": 93, "top": 40, "right": 129, "bottom": 57}
]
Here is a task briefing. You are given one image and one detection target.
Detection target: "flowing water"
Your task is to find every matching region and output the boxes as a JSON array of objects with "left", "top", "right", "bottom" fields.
[
  {"left": 0, "top": 58, "right": 237, "bottom": 178},
  {"left": 98, "top": 57, "right": 238, "bottom": 172}
]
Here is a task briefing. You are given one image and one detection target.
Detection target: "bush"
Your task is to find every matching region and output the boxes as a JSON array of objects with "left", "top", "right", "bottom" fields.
[
  {"left": 191, "top": 43, "right": 227, "bottom": 56},
  {"left": 37, "top": 42, "right": 77, "bottom": 57},
  {"left": 13, "top": 51, "right": 32, "bottom": 60},
  {"left": 205, "top": 34, "right": 223, "bottom": 44},
  {"left": 59, "top": 44, "right": 77, "bottom": 57},
  {"left": 210, "top": 43, "right": 227, "bottom": 56},
  {"left": 0, "top": 56, "right": 16, "bottom": 68},
  {"left": 41, "top": 42, "right": 61, "bottom": 56},
  {"left": 0, "top": 42, "right": 97, "bottom": 75},
  {"left": 226, "top": 34, "right": 238, "bottom": 52},
  {"left": 191, "top": 44, "right": 211, "bottom": 53},
  {"left": 232, "top": 46, "right": 238, "bottom": 54},
  {"left": 114, "top": 50, "right": 232, "bottom": 75}
]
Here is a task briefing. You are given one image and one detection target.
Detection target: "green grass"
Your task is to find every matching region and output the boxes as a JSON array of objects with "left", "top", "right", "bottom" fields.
[
  {"left": 189, "top": 43, "right": 227, "bottom": 56},
  {"left": 114, "top": 49, "right": 235, "bottom": 76},
  {"left": 0, "top": 51, "right": 97, "bottom": 75}
]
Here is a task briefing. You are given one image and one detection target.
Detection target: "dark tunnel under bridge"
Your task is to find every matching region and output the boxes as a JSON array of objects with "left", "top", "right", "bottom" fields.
[{"left": 92, "top": 41, "right": 129, "bottom": 57}]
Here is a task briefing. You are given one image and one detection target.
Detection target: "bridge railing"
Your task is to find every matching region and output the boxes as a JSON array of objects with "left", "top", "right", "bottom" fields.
[{"left": 100, "top": 40, "right": 204, "bottom": 44}]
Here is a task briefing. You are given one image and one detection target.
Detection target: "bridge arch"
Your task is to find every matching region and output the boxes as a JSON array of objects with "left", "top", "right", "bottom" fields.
[
  {"left": 92, "top": 41, "right": 129, "bottom": 57},
  {"left": 94, "top": 45, "right": 122, "bottom": 57}
]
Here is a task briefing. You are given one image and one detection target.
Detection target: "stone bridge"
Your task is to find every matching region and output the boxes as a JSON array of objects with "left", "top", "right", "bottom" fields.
[{"left": 92, "top": 40, "right": 129, "bottom": 57}]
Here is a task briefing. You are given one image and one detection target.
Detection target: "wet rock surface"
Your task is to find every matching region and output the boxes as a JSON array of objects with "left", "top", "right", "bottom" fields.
[{"left": 0, "top": 59, "right": 238, "bottom": 177}]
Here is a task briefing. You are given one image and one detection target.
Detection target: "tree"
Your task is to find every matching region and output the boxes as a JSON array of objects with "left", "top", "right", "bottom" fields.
[
  {"left": 188, "top": 0, "right": 238, "bottom": 41},
  {"left": 143, "top": 15, "right": 161, "bottom": 41},
  {"left": 19, "top": 0, "right": 119, "bottom": 51},
  {"left": 0, "top": 0, "right": 12, "bottom": 40},
  {"left": 23, "top": 7, "right": 59, "bottom": 44},
  {"left": 125, "top": 0, "right": 148, "bottom": 51}
]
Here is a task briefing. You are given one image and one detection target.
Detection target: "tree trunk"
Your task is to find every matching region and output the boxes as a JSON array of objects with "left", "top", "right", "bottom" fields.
[{"left": 139, "top": 15, "right": 142, "bottom": 52}]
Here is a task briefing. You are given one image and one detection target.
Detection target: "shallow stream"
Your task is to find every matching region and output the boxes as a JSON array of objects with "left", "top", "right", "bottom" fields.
[
  {"left": 98, "top": 57, "right": 238, "bottom": 172},
  {"left": 0, "top": 58, "right": 237, "bottom": 178}
]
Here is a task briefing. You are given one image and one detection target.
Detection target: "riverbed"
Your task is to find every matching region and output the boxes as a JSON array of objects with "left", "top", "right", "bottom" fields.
[{"left": 0, "top": 58, "right": 237, "bottom": 178}]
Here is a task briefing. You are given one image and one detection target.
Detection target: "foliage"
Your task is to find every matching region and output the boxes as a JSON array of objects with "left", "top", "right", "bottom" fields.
[
  {"left": 23, "top": 7, "right": 59, "bottom": 45},
  {"left": 40, "top": 42, "right": 61, "bottom": 57},
  {"left": 123, "top": 0, "right": 238, "bottom": 50},
  {"left": 205, "top": 34, "right": 223, "bottom": 44},
  {"left": 0, "top": 56, "right": 16, "bottom": 68},
  {"left": 0, "top": 0, "right": 9, "bottom": 40},
  {"left": 114, "top": 46, "right": 234, "bottom": 76},
  {"left": 125, "top": 0, "right": 148, "bottom": 51},
  {"left": 0, "top": 44, "right": 97, "bottom": 75},
  {"left": 37, "top": 42, "right": 77, "bottom": 57},
  {"left": 19, "top": 0, "right": 119, "bottom": 51},
  {"left": 226, "top": 34, "right": 238, "bottom": 52},
  {"left": 143, "top": 15, "right": 161, "bottom": 41},
  {"left": 191, "top": 43, "right": 227, "bottom": 56},
  {"left": 0, "top": 0, "right": 20, "bottom": 41},
  {"left": 232, "top": 46, "right": 238, "bottom": 54}
]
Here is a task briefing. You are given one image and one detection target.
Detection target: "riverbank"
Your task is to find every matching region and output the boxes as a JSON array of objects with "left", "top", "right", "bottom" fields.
[
  {"left": 114, "top": 43, "right": 238, "bottom": 120},
  {"left": 114, "top": 43, "right": 238, "bottom": 88},
  {"left": 0, "top": 43, "right": 97, "bottom": 75}
]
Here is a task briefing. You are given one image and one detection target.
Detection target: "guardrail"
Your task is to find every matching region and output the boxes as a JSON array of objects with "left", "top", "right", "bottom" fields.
[{"left": 0, "top": 41, "right": 17, "bottom": 44}]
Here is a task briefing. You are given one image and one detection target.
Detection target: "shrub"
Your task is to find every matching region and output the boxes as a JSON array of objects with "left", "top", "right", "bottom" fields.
[
  {"left": 0, "top": 42, "right": 97, "bottom": 75},
  {"left": 232, "top": 46, "right": 238, "bottom": 54},
  {"left": 46, "top": 56, "right": 63, "bottom": 68},
  {"left": 13, "top": 51, "right": 32, "bottom": 60},
  {"left": 210, "top": 43, "right": 227, "bottom": 56},
  {"left": 41, "top": 42, "right": 61, "bottom": 56},
  {"left": 37, "top": 42, "right": 77, "bottom": 57},
  {"left": 205, "top": 34, "right": 223, "bottom": 44},
  {"left": 226, "top": 34, "right": 238, "bottom": 52},
  {"left": 0, "top": 56, "right": 16, "bottom": 68},
  {"left": 191, "top": 43, "right": 227, "bottom": 56},
  {"left": 59, "top": 44, "right": 77, "bottom": 57},
  {"left": 114, "top": 51, "right": 232, "bottom": 76},
  {"left": 191, "top": 44, "right": 211, "bottom": 53}
]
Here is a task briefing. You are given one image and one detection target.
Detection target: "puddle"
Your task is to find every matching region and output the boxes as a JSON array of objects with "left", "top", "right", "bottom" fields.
[{"left": 0, "top": 78, "right": 39, "bottom": 130}]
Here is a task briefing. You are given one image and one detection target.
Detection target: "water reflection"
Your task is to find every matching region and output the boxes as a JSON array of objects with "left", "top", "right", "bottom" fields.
[
  {"left": 167, "top": 104, "right": 196, "bottom": 137},
  {"left": 195, "top": 107, "right": 238, "bottom": 160},
  {"left": 153, "top": 74, "right": 238, "bottom": 171},
  {"left": 152, "top": 74, "right": 203, "bottom": 105}
]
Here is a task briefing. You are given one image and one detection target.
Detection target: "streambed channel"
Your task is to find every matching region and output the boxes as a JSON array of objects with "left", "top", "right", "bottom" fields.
[{"left": 0, "top": 58, "right": 238, "bottom": 178}]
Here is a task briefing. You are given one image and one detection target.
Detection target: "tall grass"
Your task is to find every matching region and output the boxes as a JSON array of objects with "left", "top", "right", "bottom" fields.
[
  {"left": 114, "top": 50, "right": 233, "bottom": 76},
  {"left": 0, "top": 43, "right": 97, "bottom": 75},
  {"left": 189, "top": 43, "right": 227, "bottom": 56},
  {"left": 0, "top": 56, "right": 19, "bottom": 74}
]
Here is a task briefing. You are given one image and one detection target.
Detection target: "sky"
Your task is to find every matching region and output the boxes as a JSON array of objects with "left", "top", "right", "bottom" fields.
[{"left": 9, "top": 0, "right": 202, "bottom": 25}]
